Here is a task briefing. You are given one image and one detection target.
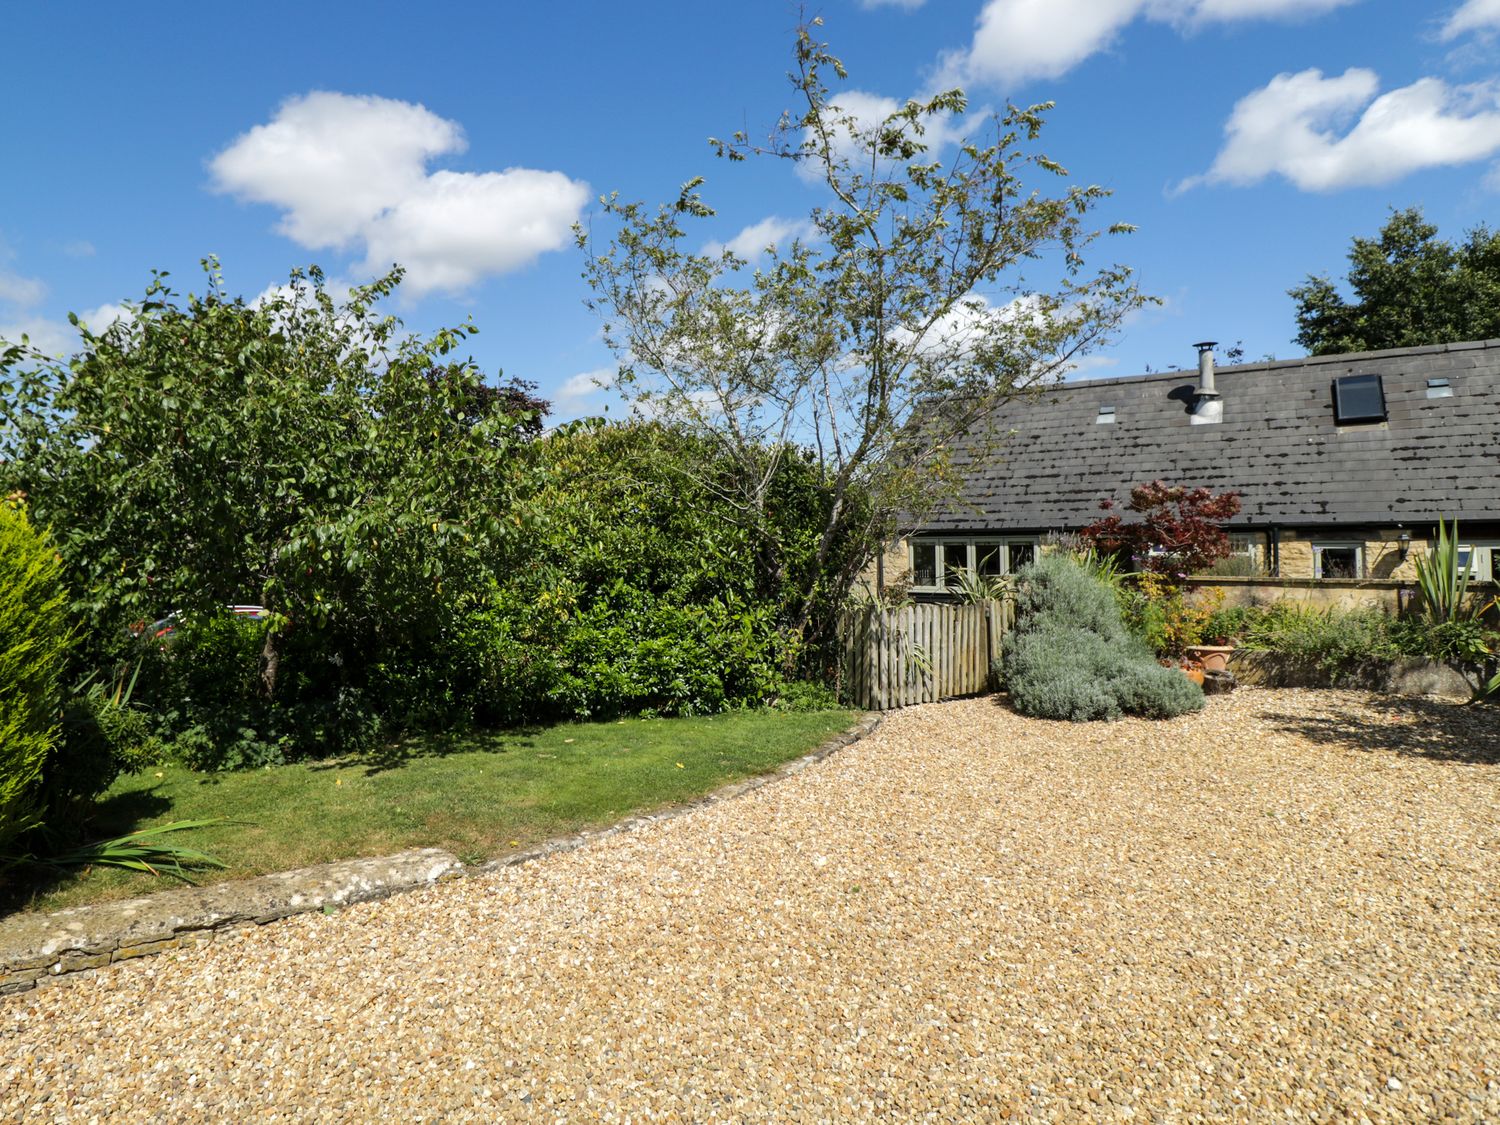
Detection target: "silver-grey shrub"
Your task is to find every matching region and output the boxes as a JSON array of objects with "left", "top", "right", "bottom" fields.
[{"left": 1005, "top": 555, "right": 1203, "bottom": 721}]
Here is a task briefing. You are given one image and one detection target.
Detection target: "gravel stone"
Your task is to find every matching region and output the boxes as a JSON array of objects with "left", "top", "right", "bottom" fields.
[{"left": 2, "top": 688, "right": 1497, "bottom": 1122}]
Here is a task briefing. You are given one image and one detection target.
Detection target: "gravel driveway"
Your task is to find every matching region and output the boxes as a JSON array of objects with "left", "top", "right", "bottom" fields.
[{"left": 4, "top": 688, "right": 1498, "bottom": 1122}]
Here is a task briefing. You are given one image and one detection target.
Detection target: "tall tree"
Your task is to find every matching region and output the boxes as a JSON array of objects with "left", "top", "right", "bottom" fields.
[
  {"left": 1290, "top": 207, "right": 1500, "bottom": 356},
  {"left": 0, "top": 261, "right": 536, "bottom": 696},
  {"left": 579, "top": 21, "right": 1148, "bottom": 651}
]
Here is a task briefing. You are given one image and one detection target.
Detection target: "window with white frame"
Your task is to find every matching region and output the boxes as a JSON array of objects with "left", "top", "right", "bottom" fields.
[
  {"left": 1313, "top": 541, "right": 1364, "bottom": 579},
  {"left": 1456, "top": 541, "right": 1499, "bottom": 582},
  {"left": 910, "top": 538, "right": 1039, "bottom": 591}
]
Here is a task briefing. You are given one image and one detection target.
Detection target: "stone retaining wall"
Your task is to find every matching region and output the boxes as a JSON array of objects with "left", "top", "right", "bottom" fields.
[
  {"left": 0, "top": 715, "right": 881, "bottom": 997},
  {"left": 1229, "top": 652, "right": 1472, "bottom": 696}
]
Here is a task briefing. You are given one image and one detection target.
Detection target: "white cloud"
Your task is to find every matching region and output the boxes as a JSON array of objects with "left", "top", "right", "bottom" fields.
[
  {"left": 0, "top": 303, "right": 131, "bottom": 358},
  {"left": 0, "top": 270, "right": 46, "bottom": 307},
  {"left": 210, "top": 92, "right": 588, "bottom": 298},
  {"left": 891, "top": 292, "right": 1042, "bottom": 361},
  {"left": 1064, "top": 353, "right": 1120, "bottom": 380},
  {"left": 941, "top": 0, "right": 1359, "bottom": 87},
  {"left": 1181, "top": 68, "right": 1500, "bottom": 191},
  {"left": 74, "top": 303, "right": 132, "bottom": 334},
  {"left": 0, "top": 314, "right": 72, "bottom": 357},
  {"left": 1441, "top": 0, "right": 1500, "bottom": 39},
  {"left": 799, "top": 89, "right": 970, "bottom": 184},
  {"left": 210, "top": 92, "right": 461, "bottom": 248},
  {"left": 554, "top": 366, "right": 616, "bottom": 413},
  {"left": 251, "top": 278, "right": 355, "bottom": 310},
  {"left": 704, "top": 217, "right": 817, "bottom": 260},
  {"left": 62, "top": 240, "right": 96, "bottom": 259},
  {"left": 358, "top": 169, "right": 588, "bottom": 293}
]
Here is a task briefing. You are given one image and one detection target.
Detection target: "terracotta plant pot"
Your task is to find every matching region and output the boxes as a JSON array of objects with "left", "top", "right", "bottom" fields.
[
  {"left": 1181, "top": 664, "right": 1205, "bottom": 686},
  {"left": 1184, "top": 644, "right": 1235, "bottom": 674}
]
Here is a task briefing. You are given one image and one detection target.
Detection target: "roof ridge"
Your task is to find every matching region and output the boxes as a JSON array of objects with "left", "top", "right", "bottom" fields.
[{"left": 1060, "top": 337, "right": 1500, "bottom": 392}]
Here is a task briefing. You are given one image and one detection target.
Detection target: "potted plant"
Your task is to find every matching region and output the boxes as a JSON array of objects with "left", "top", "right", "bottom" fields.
[{"left": 1184, "top": 642, "right": 1234, "bottom": 674}]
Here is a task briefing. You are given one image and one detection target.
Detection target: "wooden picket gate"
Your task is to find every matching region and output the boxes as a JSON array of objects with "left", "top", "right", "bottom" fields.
[{"left": 840, "top": 598, "right": 1013, "bottom": 711}]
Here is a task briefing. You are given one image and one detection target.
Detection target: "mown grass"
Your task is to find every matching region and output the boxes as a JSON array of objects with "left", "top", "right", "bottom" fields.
[{"left": 7, "top": 708, "right": 857, "bottom": 914}]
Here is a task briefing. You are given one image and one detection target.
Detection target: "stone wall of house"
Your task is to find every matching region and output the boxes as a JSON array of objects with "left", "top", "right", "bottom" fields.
[
  {"left": 855, "top": 537, "right": 913, "bottom": 599},
  {"left": 1191, "top": 576, "right": 1408, "bottom": 614},
  {"left": 1191, "top": 575, "right": 1499, "bottom": 617},
  {"left": 1273, "top": 529, "right": 1426, "bottom": 581},
  {"left": 867, "top": 527, "right": 1494, "bottom": 607}
]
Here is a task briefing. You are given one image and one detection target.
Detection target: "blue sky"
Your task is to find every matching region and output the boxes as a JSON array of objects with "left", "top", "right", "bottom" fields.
[{"left": 3, "top": 0, "right": 1498, "bottom": 420}]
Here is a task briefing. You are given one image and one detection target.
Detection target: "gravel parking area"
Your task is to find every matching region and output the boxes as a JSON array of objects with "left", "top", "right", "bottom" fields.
[{"left": 4, "top": 688, "right": 1498, "bottom": 1122}]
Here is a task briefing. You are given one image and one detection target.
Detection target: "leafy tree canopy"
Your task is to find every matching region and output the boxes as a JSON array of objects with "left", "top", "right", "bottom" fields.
[
  {"left": 578, "top": 21, "right": 1149, "bottom": 651},
  {"left": 1289, "top": 207, "right": 1500, "bottom": 356},
  {"left": 0, "top": 260, "right": 540, "bottom": 694}
]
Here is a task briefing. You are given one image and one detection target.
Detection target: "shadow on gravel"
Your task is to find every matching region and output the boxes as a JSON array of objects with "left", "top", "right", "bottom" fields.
[{"left": 1260, "top": 697, "right": 1500, "bottom": 766}]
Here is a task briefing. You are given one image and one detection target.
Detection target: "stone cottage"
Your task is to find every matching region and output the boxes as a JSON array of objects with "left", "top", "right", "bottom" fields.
[{"left": 877, "top": 338, "right": 1500, "bottom": 601}]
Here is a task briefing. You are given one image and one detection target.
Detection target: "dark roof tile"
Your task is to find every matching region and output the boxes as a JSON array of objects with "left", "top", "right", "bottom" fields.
[{"left": 920, "top": 339, "right": 1500, "bottom": 530}]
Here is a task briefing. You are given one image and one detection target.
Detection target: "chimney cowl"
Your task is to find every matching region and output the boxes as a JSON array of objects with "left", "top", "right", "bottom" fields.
[
  {"left": 1193, "top": 341, "right": 1219, "bottom": 399},
  {"left": 1189, "top": 341, "right": 1223, "bottom": 425}
]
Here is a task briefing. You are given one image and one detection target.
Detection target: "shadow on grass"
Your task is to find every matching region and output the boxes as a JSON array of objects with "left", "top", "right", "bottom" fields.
[
  {"left": 307, "top": 727, "right": 544, "bottom": 777},
  {"left": 0, "top": 786, "right": 177, "bottom": 914},
  {"left": 1260, "top": 697, "right": 1500, "bottom": 766}
]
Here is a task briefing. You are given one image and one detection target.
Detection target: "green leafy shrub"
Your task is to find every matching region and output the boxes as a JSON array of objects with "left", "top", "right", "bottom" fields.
[
  {"left": 1116, "top": 573, "right": 1223, "bottom": 656},
  {"left": 4, "top": 265, "right": 853, "bottom": 764},
  {"left": 132, "top": 611, "right": 388, "bottom": 770},
  {"left": 771, "top": 679, "right": 843, "bottom": 712},
  {"left": 1005, "top": 555, "right": 1203, "bottom": 722},
  {"left": 0, "top": 501, "right": 71, "bottom": 856},
  {"left": 1, "top": 262, "right": 540, "bottom": 761},
  {"left": 1235, "top": 604, "right": 1400, "bottom": 676},
  {"left": 46, "top": 690, "right": 165, "bottom": 817},
  {"left": 1012, "top": 553, "right": 1129, "bottom": 640},
  {"left": 1223, "top": 600, "right": 1498, "bottom": 693},
  {"left": 1201, "top": 605, "right": 1260, "bottom": 643},
  {"left": 477, "top": 423, "right": 828, "bottom": 724}
]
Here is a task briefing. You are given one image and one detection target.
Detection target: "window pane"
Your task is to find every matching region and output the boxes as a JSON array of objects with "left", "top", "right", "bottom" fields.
[
  {"left": 943, "top": 543, "right": 968, "bottom": 587},
  {"left": 976, "top": 545, "right": 1003, "bottom": 577},
  {"left": 1333, "top": 374, "right": 1386, "bottom": 423},
  {"left": 1319, "top": 547, "right": 1359, "bottom": 579},
  {"left": 912, "top": 543, "right": 936, "bottom": 587},
  {"left": 1008, "top": 543, "right": 1036, "bottom": 572}
]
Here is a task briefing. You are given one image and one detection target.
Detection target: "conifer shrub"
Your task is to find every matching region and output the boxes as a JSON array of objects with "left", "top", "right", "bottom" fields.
[
  {"left": 1005, "top": 554, "right": 1203, "bottom": 721},
  {"left": 0, "top": 501, "right": 71, "bottom": 855}
]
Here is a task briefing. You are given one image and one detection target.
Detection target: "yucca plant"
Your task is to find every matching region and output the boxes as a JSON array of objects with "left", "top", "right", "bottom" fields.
[
  {"left": 1413, "top": 519, "right": 1498, "bottom": 701},
  {"left": 949, "top": 568, "right": 1012, "bottom": 605},
  {"left": 6, "top": 819, "right": 228, "bottom": 884},
  {"left": 1414, "top": 518, "right": 1475, "bottom": 625}
]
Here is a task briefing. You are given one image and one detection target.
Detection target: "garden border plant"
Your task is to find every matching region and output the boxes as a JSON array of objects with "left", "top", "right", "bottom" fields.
[{"left": 1004, "top": 553, "right": 1203, "bottom": 722}]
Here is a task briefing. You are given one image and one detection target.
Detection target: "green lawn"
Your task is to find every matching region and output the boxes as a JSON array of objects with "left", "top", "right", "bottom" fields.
[{"left": 8, "top": 708, "right": 858, "bottom": 915}]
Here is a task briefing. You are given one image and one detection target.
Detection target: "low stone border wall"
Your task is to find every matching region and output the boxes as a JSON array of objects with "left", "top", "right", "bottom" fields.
[
  {"left": 1229, "top": 651, "right": 1471, "bottom": 696},
  {"left": 0, "top": 714, "right": 882, "bottom": 997}
]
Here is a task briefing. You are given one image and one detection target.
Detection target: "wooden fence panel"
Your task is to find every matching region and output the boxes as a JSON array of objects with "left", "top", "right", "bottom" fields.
[{"left": 841, "top": 598, "right": 1011, "bottom": 710}]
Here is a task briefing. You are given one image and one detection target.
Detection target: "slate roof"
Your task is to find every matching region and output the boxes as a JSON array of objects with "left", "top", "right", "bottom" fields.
[{"left": 921, "top": 338, "right": 1500, "bottom": 532}]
